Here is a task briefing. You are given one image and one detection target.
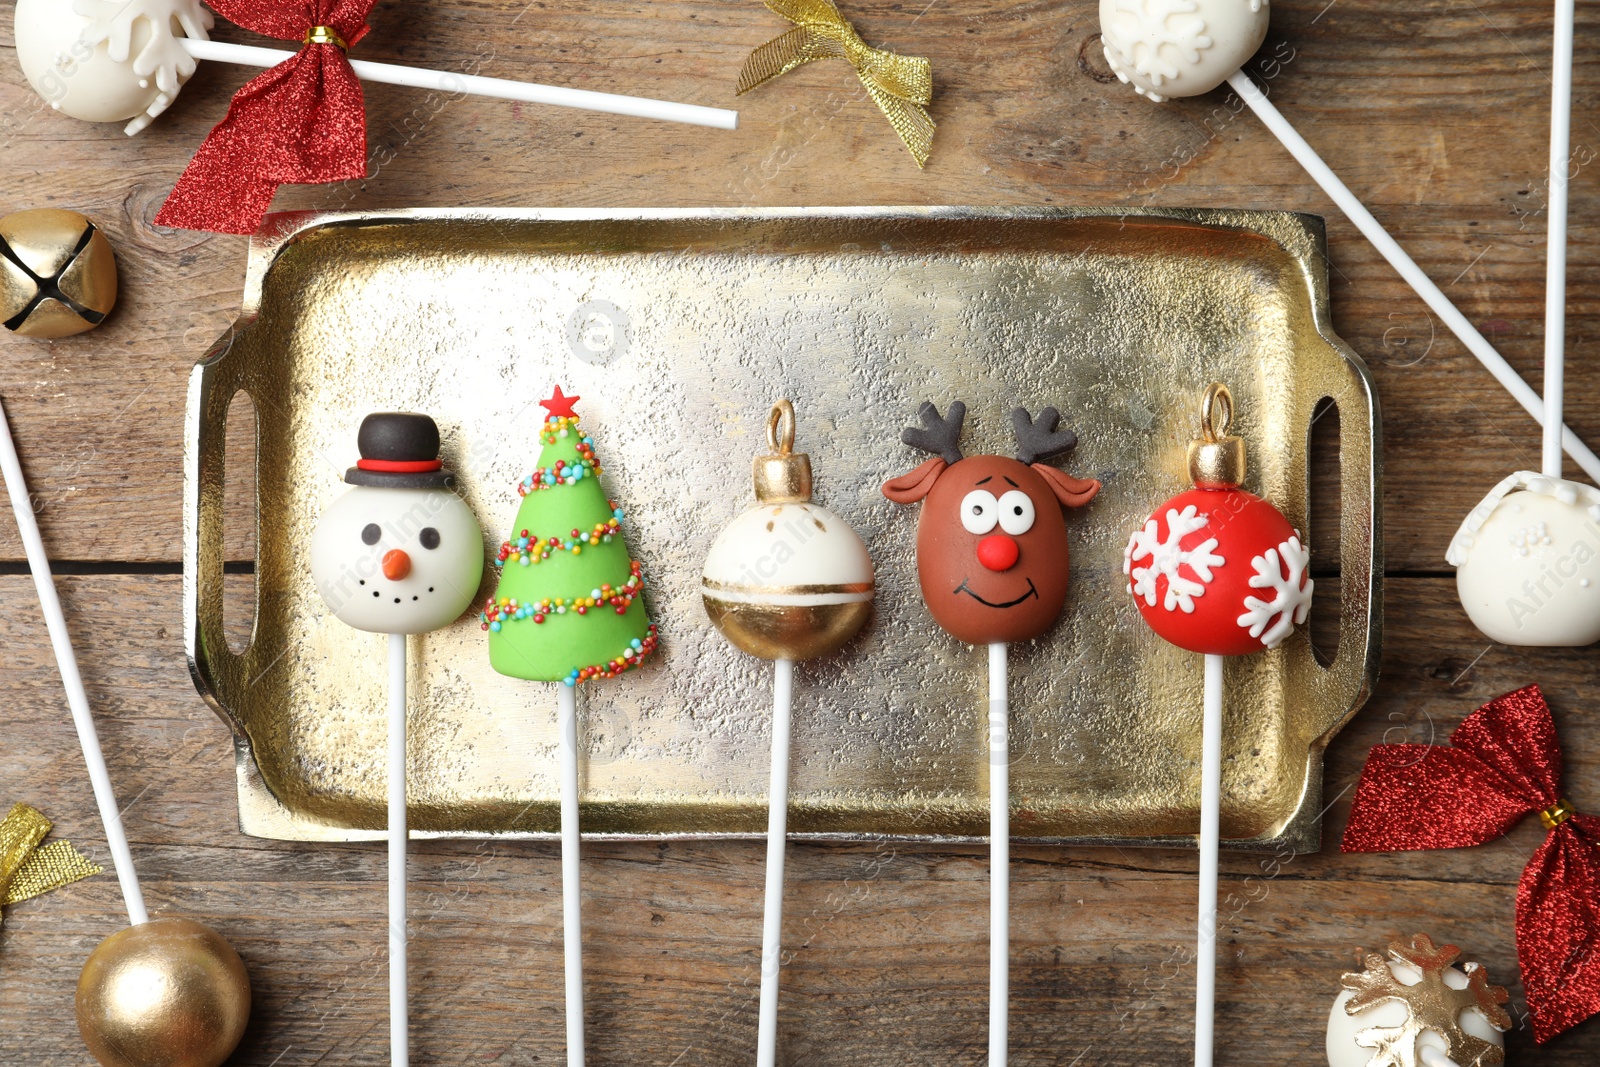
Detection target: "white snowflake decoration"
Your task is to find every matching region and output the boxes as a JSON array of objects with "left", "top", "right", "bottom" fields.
[
  {"left": 1237, "top": 534, "right": 1314, "bottom": 649},
  {"left": 1124, "top": 504, "right": 1225, "bottom": 613},
  {"left": 73, "top": 0, "right": 213, "bottom": 134},
  {"left": 1106, "top": 0, "right": 1214, "bottom": 89}
]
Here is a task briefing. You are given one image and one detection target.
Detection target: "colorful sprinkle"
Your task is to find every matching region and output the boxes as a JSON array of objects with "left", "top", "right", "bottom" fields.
[
  {"left": 495, "top": 517, "right": 621, "bottom": 567},
  {"left": 479, "top": 560, "right": 648, "bottom": 629}
]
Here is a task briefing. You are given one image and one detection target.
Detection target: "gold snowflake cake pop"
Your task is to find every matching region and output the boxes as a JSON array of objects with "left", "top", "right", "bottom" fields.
[{"left": 1326, "top": 934, "right": 1511, "bottom": 1067}]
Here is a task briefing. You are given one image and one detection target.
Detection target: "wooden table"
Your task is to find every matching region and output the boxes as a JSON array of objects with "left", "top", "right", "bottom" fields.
[{"left": 2, "top": 0, "right": 1595, "bottom": 1063}]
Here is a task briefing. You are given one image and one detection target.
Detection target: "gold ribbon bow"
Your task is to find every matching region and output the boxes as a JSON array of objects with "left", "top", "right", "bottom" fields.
[
  {"left": 738, "top": 0, "right": 935, "bottom": 167},
  {"left": 0, "top": 803, "right": 101, "bottom": 927}
]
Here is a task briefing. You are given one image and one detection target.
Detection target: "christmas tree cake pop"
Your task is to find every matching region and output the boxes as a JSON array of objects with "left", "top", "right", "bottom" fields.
[
  {"left": 483, "top": 386, "right": 656, "bottom": 1067},
  {"left": 310, "top": 412, "right": 485, "bottom": 1067},
  {"left": 883, "top": 399, "right": 1100, "bottom": 1067},
  {"left": 1325, "top": 934, "right": 1510, "bottom": 1067},
  {"left": 482, "top": 386, "right": 658, "bottom": 683}
]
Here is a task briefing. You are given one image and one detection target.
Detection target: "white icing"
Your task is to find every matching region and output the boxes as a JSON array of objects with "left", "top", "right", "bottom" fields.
[
  {"left": 1099, "top": 0, "right": 1269, "bottom": 102},
  {"left": 1123, "top": 504, "right": 1223, "bottom": 612},
  {"left": 1325, "top": 958, "right": 1505, "bottom": 1067},
  {"left": 1237, "top": 533, "right": 1313, "bottom": 648},
  {"left": 13, "top": 0, "right": 211, "bottom": 134},
  {"left": 1450, "top": 472, "right": 1600, "bottom": 647},
  {"left": 311, "top": 485, "right": 485, "bottom": 635},
  {"left": 701, "top": 501, "right": 874, "bottom": 598}
]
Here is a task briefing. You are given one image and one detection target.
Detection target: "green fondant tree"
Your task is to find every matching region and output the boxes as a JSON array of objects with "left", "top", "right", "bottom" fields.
[{"left": 483, "top": 387, "right": 657, "bottom": 684}]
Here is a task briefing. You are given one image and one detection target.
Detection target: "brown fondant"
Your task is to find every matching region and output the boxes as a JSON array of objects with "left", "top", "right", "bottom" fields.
[{"left": 883, "top": 455, "right": 1101, "bottom": 644}]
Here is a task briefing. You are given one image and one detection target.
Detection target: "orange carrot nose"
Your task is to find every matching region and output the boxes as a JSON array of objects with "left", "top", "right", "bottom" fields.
[{"left": 382, "top": 549, "right": 412, "bottom": 580}]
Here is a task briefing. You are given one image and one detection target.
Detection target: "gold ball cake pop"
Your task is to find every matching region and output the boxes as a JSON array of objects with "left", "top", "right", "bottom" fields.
[
  {"left": 702, "top": 400, "right": 874, "bottom": 660},
  {"left": 77, "top": 917, "right": 251, "bottom": 1067}
]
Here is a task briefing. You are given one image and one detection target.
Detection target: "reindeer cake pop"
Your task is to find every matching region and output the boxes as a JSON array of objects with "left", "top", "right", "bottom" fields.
[
  {"left": 884, "top": 400, "right": 1099, "bottom": 1067},
  {"left": 311, "top": 412, "right": 485, "bottom": 1067},
  {"left": 882, "top": 402, "right": 1101, "bottom": 645}
]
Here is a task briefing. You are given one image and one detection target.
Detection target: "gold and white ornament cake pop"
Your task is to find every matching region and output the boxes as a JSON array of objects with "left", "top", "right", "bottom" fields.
[
  {"left": 1326, "top": 934, "right": 1510, "bottom": 1067},
  {"left": 1447, "top": 472, "right": 1600, "bottom": 646},
  {"left": 1099, "top": 0, "right": 1269, "bottom": 102},
  {"left": 702, "top": 400, "right": 874, "bottom": 660}
]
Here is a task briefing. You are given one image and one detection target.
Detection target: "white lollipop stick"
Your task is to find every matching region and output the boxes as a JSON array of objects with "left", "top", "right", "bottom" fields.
[
  {"left": 179, "top": 38, "right": 738, "bottom": 130},
  {"left": 988, "top": 641, "right": 1009, "bottom": 1067},
  {"left": 1543, "top": 0, "right": 1575, "bottom": 479},
  {"left": 388, "top": 634, "right": 409, "bottom": 1067},
  {"left": 0, "top": 395, "right": 147, "bottom": 926},
  {"left": 755, "top": 658, "right": 794, "bottom": 1067},
  {"left": 1226, "top": 69, "right": 1600, "bottom": 485},
  {"left": 1194, "top": 654, "right": 1223, "bottom": 1067},
  {"left": 558, "top": 683, "right": 585, "bottom": 1067}
]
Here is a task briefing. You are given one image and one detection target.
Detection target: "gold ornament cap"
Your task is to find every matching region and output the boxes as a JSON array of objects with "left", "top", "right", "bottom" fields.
[
  {"left": 753, "top": 399, "right": 813, "bottom": 504},
  {"left": 1187, "top": 382, "right": 1246, "bottom": 489}
]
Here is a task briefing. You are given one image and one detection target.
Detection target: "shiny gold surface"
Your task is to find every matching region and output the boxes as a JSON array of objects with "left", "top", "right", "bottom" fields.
[
  {"left": 184, "top": 208, "right": 1380, "bottom": 850},
  {"left": 703, "top": 595, "right": 875, "bottom": 662},
  {"left": 1189, "top": 382, "right": 1246, "bottom": 489},
  {"left": 76, "top": 918, "right": 251, "bottom": 1067},
  {"left": 753, "top": 399, "right": 814, "bottom": 504},
  {"left": 0, "top": 208, "right": 118, "bottom": 338}
]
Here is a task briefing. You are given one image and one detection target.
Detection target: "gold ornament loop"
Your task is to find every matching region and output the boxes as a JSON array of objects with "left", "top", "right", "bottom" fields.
[
  {"left": 1540, "top": 797, "right": 1577, "bottom": 831},
  {"left": 736, "top": 0, "right": 935, "bottom": 167},
  {"left": 767, "top": 399, "right": 796, "bottom": 456},
  {"left": 1200, "top": 382, "right": 1233, "bottom": 442},
  {"left": 1189, "top": 382, "right": 1246, "bottom": 489},
  {"left": 303, "top": 25, "right": 349, "bottom": 50}
]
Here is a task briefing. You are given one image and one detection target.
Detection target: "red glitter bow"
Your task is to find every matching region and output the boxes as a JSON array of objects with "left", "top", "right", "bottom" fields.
[
  {"left": 1342, "top": 685, "right": 1600, "bottom": 1043},
  {"left": 154, "top": 1, "right": 378, "bottom": 234}
]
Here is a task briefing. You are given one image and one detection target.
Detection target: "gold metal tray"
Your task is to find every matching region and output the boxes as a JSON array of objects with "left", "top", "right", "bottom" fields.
[{"left": 183, "top": 207, "right": 1381, "bottom": 851}]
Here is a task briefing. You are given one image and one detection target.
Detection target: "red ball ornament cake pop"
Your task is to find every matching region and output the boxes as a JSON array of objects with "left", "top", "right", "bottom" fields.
[
  {"left": 1123, "top": 384, "right": 1313, "bottom": 657},
  {"left": 1122, "top": 382, "right": 1313, "bottom": 1067}
]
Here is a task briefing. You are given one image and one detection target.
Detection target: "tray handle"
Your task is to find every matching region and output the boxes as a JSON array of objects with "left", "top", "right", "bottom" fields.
[{"left": 183, "top": 324, "right": 258, "bottom": 739}]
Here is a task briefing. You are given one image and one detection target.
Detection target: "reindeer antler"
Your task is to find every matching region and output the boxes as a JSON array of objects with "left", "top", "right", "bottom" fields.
[
  {"left": 901, "top": 401, "right": 966, "bottom": 465},
  {"left": 1012, "top": 407, "right": 1079, "bottom": 464}
]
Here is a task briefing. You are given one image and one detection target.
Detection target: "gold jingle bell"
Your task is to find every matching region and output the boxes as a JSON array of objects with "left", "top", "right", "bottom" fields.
[
  {"left": 701, "top": 400, "right": 875, "bottom": 661},
  {"left": 77, "top": 917, "right": 251, "bottom": 1067},
  {"left": 0, "top": 208, "right": 118, "bottom": 339}
]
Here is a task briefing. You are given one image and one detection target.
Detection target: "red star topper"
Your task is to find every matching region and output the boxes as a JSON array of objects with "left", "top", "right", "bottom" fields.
[{"left": 540, "top": 386, "right": 581, "bottom": 419}]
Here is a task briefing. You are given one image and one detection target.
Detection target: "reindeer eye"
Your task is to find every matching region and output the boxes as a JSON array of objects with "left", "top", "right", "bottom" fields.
[
  {"left": 959, "top": 490, "right": 999, "bottom": 534},
  {"left": 997, "top": 490, "right": 1035, "bottom": 535}
]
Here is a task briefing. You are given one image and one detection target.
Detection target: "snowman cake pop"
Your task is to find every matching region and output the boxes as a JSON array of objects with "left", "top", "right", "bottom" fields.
[
  {"left": 1326, "top": 934, "right": 1510, "bottom": 1067},
  {"left": 310, "top": 411, "right": 484, "bottom": 1067},
  {"left": 311, "top": 413, "right": 485, "bottom": 634}
]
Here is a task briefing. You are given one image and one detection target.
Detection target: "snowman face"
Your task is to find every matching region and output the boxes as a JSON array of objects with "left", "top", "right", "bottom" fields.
[{"left": 311, "top": 485, "right": 485, "bottom": 634}]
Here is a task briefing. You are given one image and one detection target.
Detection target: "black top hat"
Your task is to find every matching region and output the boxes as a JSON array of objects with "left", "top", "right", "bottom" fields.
[{"left": 344, "top": 412, "right": 457, "bottom": 489}]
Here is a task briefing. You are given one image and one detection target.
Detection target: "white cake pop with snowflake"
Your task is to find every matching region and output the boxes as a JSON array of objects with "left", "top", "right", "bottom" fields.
[
  {"left": 13, "top": 0, "right": 212, "bottom": 135},
  {"left": 1100, "top": 0, "right": 1269, "bottom": 102},
  {"left": 311, "top": 413, "right": 485, "bottom": 635}
]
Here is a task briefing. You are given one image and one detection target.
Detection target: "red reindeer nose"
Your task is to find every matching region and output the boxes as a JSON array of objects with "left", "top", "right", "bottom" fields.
[
  {"left": 382, "top": 549, "right": 412, "bottom": 580},
  {"left": 976, "top": 535, "right": 1019, "bottom": 572}
]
